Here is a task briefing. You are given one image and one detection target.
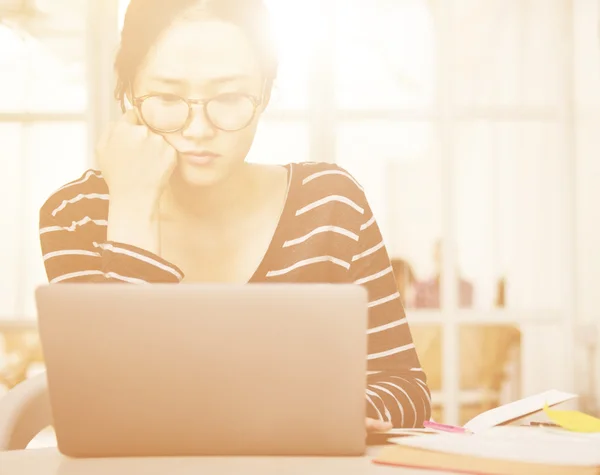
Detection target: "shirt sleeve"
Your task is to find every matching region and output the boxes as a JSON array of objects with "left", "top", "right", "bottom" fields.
[
  {"left": 349, "top": 198, "right": 432, "bottom": 428},
  {"left": 39, "top": 209, "right": 184, "bottom": 284}
]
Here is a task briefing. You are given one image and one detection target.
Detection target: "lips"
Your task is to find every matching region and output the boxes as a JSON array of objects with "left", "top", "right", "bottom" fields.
[{"left": 181, "top": 151, "right": 220, "bottom": 166}]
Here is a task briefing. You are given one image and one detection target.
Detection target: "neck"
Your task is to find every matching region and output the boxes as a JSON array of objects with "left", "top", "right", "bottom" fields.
[{"left": 164, "top": 164, "right": 256, "bottom": 220}]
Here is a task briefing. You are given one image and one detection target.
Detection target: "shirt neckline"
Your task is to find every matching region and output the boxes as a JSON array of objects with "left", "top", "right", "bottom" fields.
[{"left": 247, "top": 162, "right": 295, "bottom": 283}]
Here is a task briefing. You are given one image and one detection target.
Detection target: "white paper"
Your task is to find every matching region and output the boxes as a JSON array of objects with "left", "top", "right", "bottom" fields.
[
  {"left": 389, "top": 426, "right": 600, "bottom": 467},
  {"left": 379, "top": 428, "right": 437, "bottom": 436},
  {"left": 462, "top": 389, "right": 578, "bottom": 433}
]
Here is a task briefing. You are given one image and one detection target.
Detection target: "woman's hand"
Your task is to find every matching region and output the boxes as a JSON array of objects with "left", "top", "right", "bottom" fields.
[
  {"left": 98, "top": 110, "right": 178, "bottom": 254},
  {"left": 366, "top": 417, "right": 393, "bottom": 433},
  {"left": 98, "top": 109, "right": 177, "bottom": 208}
]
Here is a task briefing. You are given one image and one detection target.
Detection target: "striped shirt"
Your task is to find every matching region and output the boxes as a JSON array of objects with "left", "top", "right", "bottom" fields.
[{"left": 39, "top": 161, "right": 431, "bottom": 427}]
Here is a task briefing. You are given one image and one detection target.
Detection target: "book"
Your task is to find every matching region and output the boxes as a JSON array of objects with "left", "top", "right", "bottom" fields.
[
  {"left": 370, "top": 389, "right": 580, "bottom": 445},
  {"left": 374, "top": 426, "right": 600, "bottom": 475},
  {"left": 461, "top": 389, "right": 578, "bottom": 433}
]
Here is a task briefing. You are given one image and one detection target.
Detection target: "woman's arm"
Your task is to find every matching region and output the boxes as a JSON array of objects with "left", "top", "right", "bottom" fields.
[
  {"left": 349, "top": 201, "right": 432, "bottom": 428},
  {"left": 39, "top": 208, "right": 183, "bottom": 284}
]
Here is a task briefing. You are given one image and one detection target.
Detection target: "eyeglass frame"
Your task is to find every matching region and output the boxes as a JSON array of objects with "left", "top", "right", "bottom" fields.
[{"left": 125, "top": 84, "right": 266, "bottom": 134}]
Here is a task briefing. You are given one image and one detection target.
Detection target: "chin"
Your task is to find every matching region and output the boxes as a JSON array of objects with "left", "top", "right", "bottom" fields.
[{"left": 174, "top": 161, "right": 225, "bottom": 187}]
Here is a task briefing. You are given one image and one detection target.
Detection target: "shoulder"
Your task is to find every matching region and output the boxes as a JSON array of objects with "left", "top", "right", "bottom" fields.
[
  {"left": 286, "top": 162, "right": 371, "bottom": 233},
  {"left": 289, "top": 161, "right": 366, "bottom": 202},
  {"left": 40, "top": 169, "right": 108, "bottom": 223}
]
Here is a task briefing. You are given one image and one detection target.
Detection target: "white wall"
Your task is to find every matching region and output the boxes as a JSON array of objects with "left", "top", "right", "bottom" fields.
[{"left": 574, "top": 0, "right": 600, "bottom": 408}]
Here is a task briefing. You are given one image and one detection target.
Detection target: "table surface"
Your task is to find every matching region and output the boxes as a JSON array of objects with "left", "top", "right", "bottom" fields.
[{"left": 1, "top": 447, "right": 450, "bottom": 475}]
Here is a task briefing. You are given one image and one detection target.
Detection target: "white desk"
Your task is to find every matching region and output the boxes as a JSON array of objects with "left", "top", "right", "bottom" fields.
[{"left": 1, "top": 447, "right": 449, "bottom": 475}]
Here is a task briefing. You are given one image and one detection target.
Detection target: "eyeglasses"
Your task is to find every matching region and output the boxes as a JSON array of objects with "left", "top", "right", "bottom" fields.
[{"left": 131, "top": 91, "right": 261, "bottom": 133}]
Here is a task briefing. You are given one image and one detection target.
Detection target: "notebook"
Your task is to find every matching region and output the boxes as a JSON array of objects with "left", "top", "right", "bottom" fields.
[
  {"left": 373, "top": 389, "right": 577, "bottom": 439},
  {"left": 374, "top": 426, "right": 600, "bottom": 475},
  {"left": 461, "top": 389, "right": 578, "bottom": 433}
]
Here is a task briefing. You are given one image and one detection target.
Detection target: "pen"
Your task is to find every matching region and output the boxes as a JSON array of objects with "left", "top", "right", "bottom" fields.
[{"left": 423, "top": 421, "right": 471, "bottom": 434}]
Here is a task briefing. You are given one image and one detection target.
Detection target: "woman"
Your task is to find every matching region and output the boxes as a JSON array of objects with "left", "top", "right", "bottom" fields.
[{"left": 39, "top": 0, "right": 431, "bottom": 430}]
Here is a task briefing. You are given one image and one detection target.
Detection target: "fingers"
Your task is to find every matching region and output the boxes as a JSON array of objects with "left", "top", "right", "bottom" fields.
[
  {"left": 366, "top": 417, "right": 393, "bottom": 433},
  {"left": 122, "top": 107, "right": 165, "bottom": 142},
  {"left": 115, "top": 108, "right": 176, "bottom": 160},
  {"left": 119, "top": 108, "right": 150, "bottom": 140}
]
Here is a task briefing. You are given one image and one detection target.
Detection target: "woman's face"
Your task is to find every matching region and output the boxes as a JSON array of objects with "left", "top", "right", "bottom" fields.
[{"left": 133, "top": 17, "right": 265, "bottom": 187}]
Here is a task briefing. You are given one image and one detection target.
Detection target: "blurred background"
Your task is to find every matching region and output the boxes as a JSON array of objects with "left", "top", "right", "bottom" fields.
[{"left": 0, "top": 0, "right": 599, "bottom": 430}]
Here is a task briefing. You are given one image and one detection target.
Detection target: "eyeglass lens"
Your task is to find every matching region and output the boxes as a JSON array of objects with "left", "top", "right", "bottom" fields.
[{"left": 139, "top": 94, "right": 256, "bottom": 132}]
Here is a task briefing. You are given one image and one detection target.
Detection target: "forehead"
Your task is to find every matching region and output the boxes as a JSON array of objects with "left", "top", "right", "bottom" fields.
[{"left": 138, "top": 19, "right": 263, "bottom": 87}]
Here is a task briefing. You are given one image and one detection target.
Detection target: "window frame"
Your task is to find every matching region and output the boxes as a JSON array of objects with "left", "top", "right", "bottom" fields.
[{"left": 313, "top": 0, "right": 579, "bottom": 424}]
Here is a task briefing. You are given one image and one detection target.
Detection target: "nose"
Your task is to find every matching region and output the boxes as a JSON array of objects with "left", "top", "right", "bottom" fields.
[{"left": 181, "top": 103, "right": 217, "bottom": 140}]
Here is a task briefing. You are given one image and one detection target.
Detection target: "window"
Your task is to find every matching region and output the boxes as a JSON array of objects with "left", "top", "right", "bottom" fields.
[
  {"left": 333, "top": 0, "right": 570, "bottom": 312},
  {"left": 0, "top": 1, "right": 89, "bottom": 318},
  {"left": 334, "top": 0, "right": 436, "bottom": 110},
  {"left": 0, "top": 2, "right": 87, "bottom": 113},
  {"left": 454, "top": 122, "right": 565, "bottom": 310},
  {"left": 452, "top": 0, "right": 563, "bottom": 108},
  {"left": 330, "top": 0, "right": 575, "bottom": 424},
  {"left": 246, "top": 121, "right": 309, "bottom": 165},
  {"left": 336, "top": 121, "right": 441, "bottom": 273}
]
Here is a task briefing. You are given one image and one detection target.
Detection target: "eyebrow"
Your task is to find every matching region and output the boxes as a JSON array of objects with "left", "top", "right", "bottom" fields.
[{"left": 149, "top": 75, "right": 253, "bottom": 87}]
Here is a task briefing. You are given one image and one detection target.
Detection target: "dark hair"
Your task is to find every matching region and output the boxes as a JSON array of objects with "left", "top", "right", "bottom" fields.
[{"left": 114, "top": 0, "right": 278, "bottom": 108}]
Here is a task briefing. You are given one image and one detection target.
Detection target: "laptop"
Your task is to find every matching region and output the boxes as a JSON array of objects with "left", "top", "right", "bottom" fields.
[{"left": 35, "top": 283, "right": 368, "bottom": 458}]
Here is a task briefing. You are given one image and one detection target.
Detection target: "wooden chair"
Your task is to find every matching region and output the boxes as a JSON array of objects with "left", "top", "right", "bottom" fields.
[
  {"left": 411, "top": 324, "right": 521, "bottom": 424},
  {"left": 0, "top": 330, "right": 44, "bottom": 390},
  {"left": 0, "top": 373, "right": 52, "bottom": 451}
]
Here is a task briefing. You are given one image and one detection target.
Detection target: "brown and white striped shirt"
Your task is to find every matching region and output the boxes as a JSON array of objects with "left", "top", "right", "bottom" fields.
[{"left": 39, "top": 161, "right": 431, "bottom": 428}]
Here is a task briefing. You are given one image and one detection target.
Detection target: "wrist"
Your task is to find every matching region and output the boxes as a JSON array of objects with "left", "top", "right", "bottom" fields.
[
  {"left": 108, "top": 195, "right": 158, "bottom": 221},
  {"left": 106, "top": 199, "right": 161, "bottom": 254}
]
